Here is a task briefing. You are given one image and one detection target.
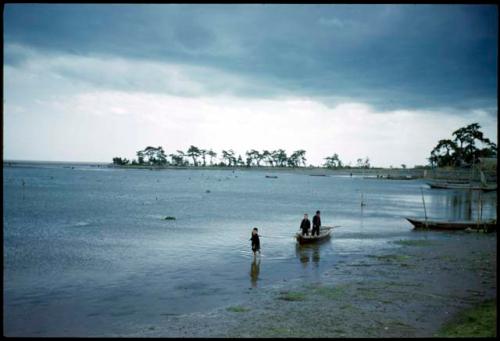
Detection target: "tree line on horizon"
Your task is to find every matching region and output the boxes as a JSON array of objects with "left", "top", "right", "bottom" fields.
[
  {"left": 112, "top": 146, "right": 371, "bottom": 169},
  {"left": 112, "top": 123, "right": 496, "bottom": 169}
]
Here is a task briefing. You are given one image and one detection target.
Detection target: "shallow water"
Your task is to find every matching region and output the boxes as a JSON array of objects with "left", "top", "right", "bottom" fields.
[{"left": 3, "top": 164, "right": 497, "bottom": 336}]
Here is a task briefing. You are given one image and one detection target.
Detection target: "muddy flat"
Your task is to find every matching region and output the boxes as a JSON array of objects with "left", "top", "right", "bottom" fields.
[{"left": 131, "top": 233, "right": 496, "bottom": 337}]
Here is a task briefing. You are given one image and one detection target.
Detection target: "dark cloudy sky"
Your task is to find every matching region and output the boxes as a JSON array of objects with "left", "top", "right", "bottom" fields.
[{"left": 3, "top": 4, "right": 498, "bottom": 166}]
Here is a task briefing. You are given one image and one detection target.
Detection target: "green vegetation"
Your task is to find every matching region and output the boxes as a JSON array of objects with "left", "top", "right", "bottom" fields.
[
  {"left": 340, "top": 304, "right": 358, "bottom": 311},
  {"left": 324, "top": 153, "right": 343, "bottom": 168},
  {"left": 112, "top": 145, "right": 374, "bottom": 169},
  {"left": 133, "top": 146, "right": 168, "bottom": 166},
  {"left": 112, "top": 122, "right": 497, "bottom": 169},
  {"left": 226, "top": 305, "right": 250, "bottom": 313},
  {"left": 260, "top": 327, "right": 294, "bottom": 337},
  {"left": 313, "top": 286, "right": 346, "bottom": 300},
  {"left": 302, "top": 283, "right": 349, "bottom": 300},
  {"left": 323, "top": 154, "right": 370, "bottom": 169},
  {"left": 278, "top": 291, "right": 307, "bottom": 301},
  {"left": 112, "top": 157, "right": 130, "bottom": 165},
  {"left": 435, "top": 299, "right": 496, "bottom": 337},
  {"left": 356, "top": 287, "right": 379, "bottom": 299},
  {"left": 429, "top": 123, "right": 497, "bottom": 167}
]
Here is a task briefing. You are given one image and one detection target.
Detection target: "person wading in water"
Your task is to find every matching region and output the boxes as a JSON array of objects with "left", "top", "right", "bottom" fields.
[{"left": 250, "top": 227, "right": 261, "bottom": 257}]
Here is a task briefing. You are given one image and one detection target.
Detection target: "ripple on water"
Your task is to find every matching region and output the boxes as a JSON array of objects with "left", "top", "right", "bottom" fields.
[{"left": 3, "top": 166, "right": 496, "bottom": 336}]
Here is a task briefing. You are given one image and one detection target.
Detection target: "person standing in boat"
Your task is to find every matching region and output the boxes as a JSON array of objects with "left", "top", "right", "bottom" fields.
[
  {"left": 250, "top": 227, "right": 261, "bottom": 256},
  {"left": 300, "top": 213, "right": 311, "bottom": 236},
  {"left": 312, "top": 210, "right": 321, "bottom": 236}
]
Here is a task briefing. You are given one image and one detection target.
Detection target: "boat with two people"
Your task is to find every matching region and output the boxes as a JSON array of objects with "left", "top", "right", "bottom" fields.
[{"left": 295, "top": 226, "right": 335, "bottom": 244}]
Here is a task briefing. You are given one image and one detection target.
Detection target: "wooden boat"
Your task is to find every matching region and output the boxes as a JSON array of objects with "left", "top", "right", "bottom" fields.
[
  {"left": 364, "top": 175, "right": 418, "bottom": 180},
  {"left": 296, "top": 227, "right": 332, "bottom": 244},
  {"left": 427, "top": 182, "right": 497, "bottom": 192},
  {"left": 445, "top": 179, "right": 471, "bottom": 184},
  {"left": 406, "top": 217, "right": 497, "bottom": 232},
  {"left": 384, "top": 175, "right": 418, "bottom": 180}
]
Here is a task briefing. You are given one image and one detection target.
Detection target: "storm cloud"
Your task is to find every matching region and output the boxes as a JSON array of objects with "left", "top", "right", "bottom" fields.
[
  {"left": 3, "top": 4, "right": 498, "bottom": 165},
  {"left": 4, "top": 4, "right": 498, "bottom": 112}
]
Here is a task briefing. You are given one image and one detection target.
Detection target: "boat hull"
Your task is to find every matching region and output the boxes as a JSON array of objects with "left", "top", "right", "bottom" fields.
[
  {"left": 406, "top": 217, "right": 497, "bottom": 232},
  {"left": 427, "top": 182, "right": 497, "bottom": 192},
  {"left": 296, "top": 229, "right": 331, "bottom": 244}
]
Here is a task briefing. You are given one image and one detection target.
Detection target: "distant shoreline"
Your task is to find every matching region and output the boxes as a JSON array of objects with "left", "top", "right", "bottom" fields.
[
  {"left": 3, "top": 160, "right": 109, "bottom": 166},
  {"left": 3, "top": 159, "right": 424, "bottom": 175},
  {"left": 4, "top": 160, "right": 496, "bottom": 182},
  {"left": 2, "top": 159, "right": 424, "bottom": 171}
]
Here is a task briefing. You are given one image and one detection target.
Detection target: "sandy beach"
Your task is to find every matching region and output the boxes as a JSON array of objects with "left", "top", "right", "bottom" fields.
[{"left": 130, "top": 232, "right": 496, "bottom": 338}]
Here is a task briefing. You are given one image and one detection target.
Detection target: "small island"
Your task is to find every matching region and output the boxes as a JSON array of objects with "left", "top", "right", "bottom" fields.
[{"left": 110, "top": 123, "right": 497, "bottom": 183}]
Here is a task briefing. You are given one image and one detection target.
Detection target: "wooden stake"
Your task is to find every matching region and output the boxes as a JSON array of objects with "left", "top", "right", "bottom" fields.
[
  {"left": 420, "top": 187, "right": 428, "bottom": 227},
  {"left": 477, "top": 191, "right": 482, "bottom": 231}
]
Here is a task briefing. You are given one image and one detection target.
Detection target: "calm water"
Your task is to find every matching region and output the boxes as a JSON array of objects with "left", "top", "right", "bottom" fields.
[{"left": 3, "top": 164, "right": 497, "bottom": 336}]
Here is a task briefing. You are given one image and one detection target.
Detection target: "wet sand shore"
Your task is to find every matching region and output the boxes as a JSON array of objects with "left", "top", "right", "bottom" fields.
[{"left": 129, "top": 232, "right": 496, "bottom": 338}]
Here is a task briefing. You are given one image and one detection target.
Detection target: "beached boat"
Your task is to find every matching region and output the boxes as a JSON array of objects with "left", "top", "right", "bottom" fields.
[
  {"left": 427, "top": 181, "right": 497, "bottom": 192},
  {"left": 296, "top": 227, "right": 332, "bottom": 244},
  {"left": 405, "top": 217, "right": 497, "bottom": 232}
]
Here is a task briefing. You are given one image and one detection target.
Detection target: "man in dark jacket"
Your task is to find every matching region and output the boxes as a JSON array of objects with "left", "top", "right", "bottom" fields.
[
  {"left": 312, "top": 210, "right": 321, "bottom": 236},
  {"left": 300, "top": 213, "right": 311, "bottom": 236}
]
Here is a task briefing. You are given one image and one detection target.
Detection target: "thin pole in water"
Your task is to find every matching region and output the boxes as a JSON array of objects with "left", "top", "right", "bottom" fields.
[
  {"left": 479, "top": 191, "right": 483, "bottom": 222},
  {"left": 420, "top": 187, "right": 428, "bottom": 226},
  {"left": 477, "top": 191, "right": 482, "bottom": 230}
]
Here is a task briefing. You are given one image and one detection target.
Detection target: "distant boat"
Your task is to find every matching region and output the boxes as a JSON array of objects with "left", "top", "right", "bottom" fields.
[
  {"left": 445, "top": 179, "right": 470, "bottom": 184},
  {"left": 309, "top": 174, "right": 327, "bottom": 177},
  {"left": 295, "top": 227, "right": 332, "bottom": 244},
  {"left": 385, "top": 175, "right": 418, "bottom": 180},
  {"left": 265, "top": 175, "right": 278, "bottom": 179},
  {"left": 380, "top": 175, "right": 419, "bottom": 180},
  {"left": 405, "top": 217, "right": 497, "bottom": 232},
  {"left": 427, "top": 181, "right": 497, "bottom": 192},
  {"left": 364, "top": 175, "right": 417, "bottom": 180}
]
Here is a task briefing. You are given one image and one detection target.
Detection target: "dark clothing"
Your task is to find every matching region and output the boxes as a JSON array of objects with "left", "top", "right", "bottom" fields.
[
  {"left": 250, "top": 234, "right": 260, "bottom": 252},
  {"left": 312, "top": 215, "right": 321, "bottom": 228},
  {"left": 300, "top": 218, "right": 311, "bottom": 236},
  {"left": 312, "top": 215, "right": 321, "bottom": 236}
]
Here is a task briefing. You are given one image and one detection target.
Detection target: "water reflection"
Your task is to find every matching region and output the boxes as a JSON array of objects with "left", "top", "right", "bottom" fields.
[
  {"left": 429, "top": 190, "right": 497, "bottom": 220},
  {"left": 447, "top": 190, "right": 473, "bottom": 220},
  {"left": 249, "top": 257, "right": 260, "bottom": 288},
  {"left": 295, "top": 243, "right": 321, "bottom": 269}
]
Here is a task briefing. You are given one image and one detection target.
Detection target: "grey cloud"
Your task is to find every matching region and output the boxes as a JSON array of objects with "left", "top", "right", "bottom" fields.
[{"left": 4, "top": 4, "right": 498, "bottom": 113}]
